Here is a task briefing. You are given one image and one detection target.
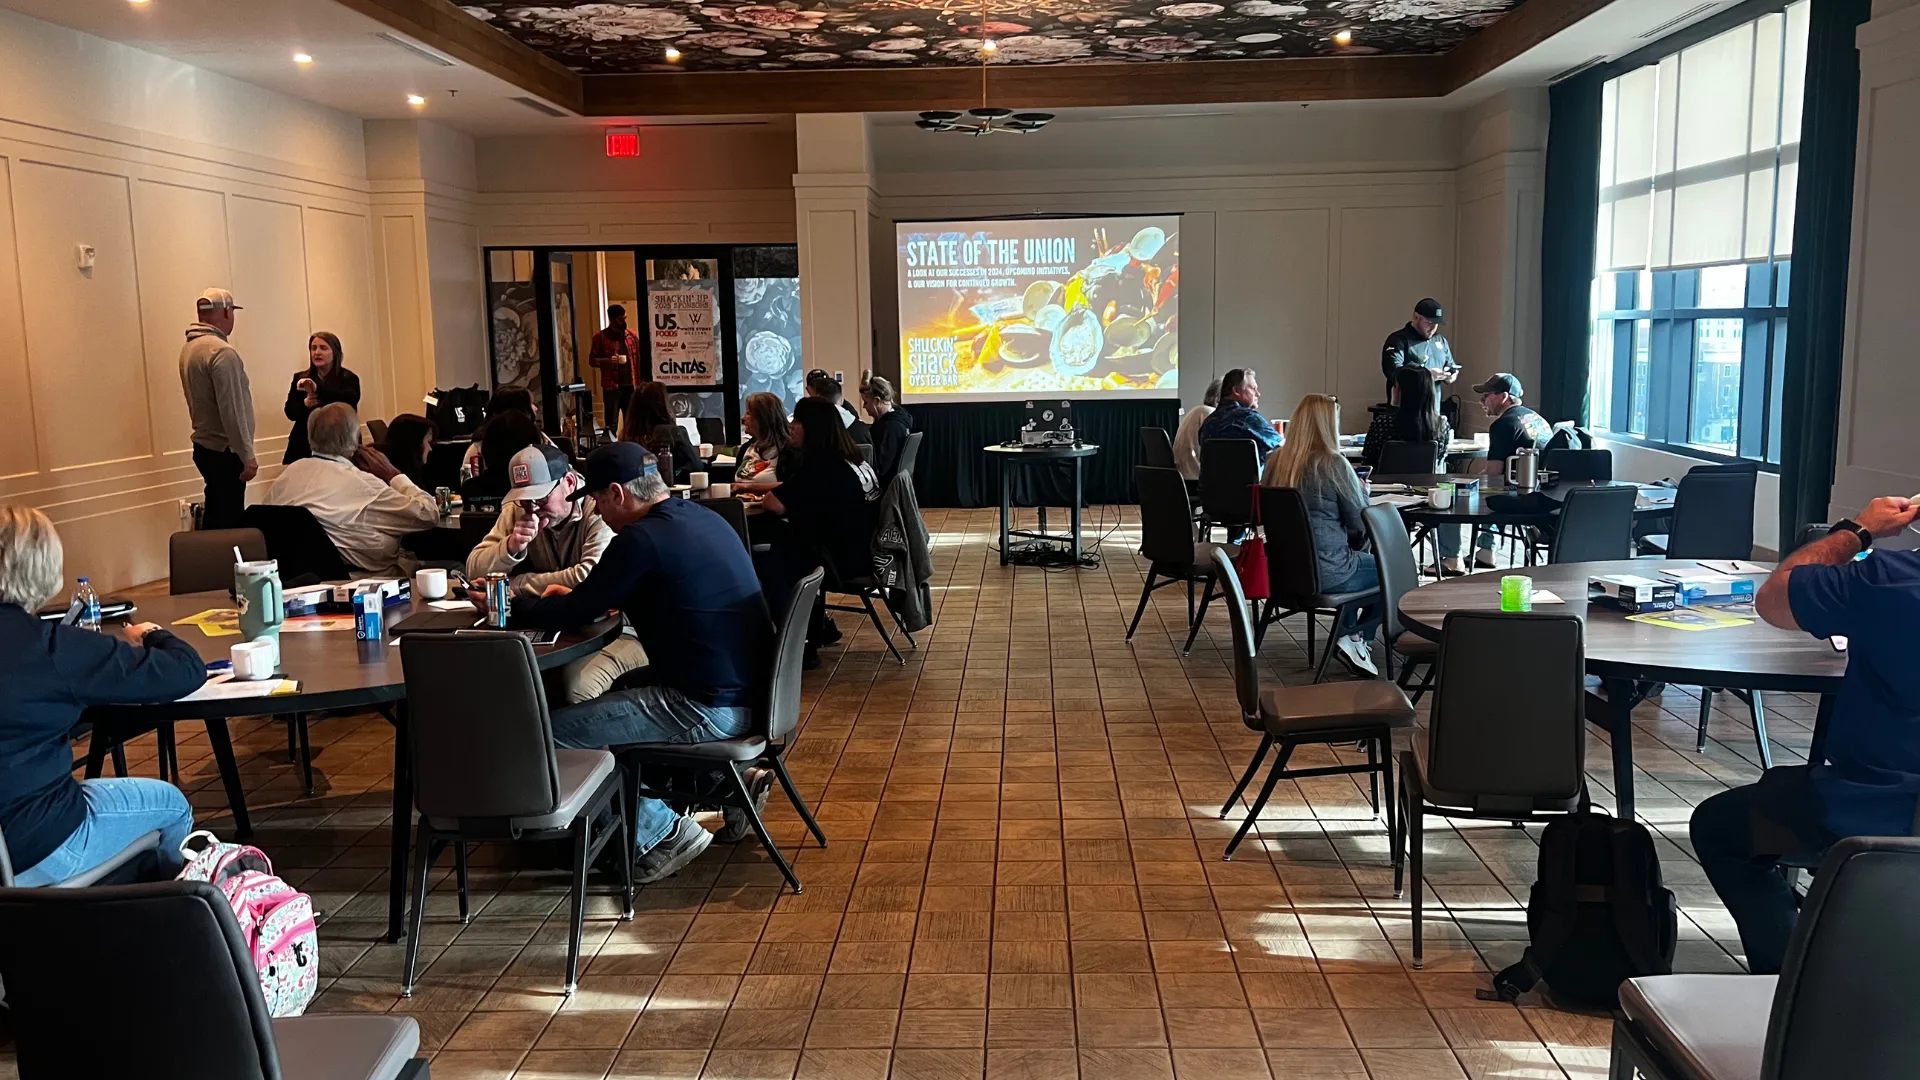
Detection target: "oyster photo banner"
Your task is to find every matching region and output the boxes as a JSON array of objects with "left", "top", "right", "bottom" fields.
[
  {"left": 896, "top": 215, "right": 1180, "bottom": 402},
  {"left": 648, "top": 280, "right": 721, "bottom": 385}
]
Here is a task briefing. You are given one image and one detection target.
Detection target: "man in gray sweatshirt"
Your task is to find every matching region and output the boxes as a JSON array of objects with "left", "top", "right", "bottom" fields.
[{"left": 178, "top": 288, "right": 256, "bottom": 529}]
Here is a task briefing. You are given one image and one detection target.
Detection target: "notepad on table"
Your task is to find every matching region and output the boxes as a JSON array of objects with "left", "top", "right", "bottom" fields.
[{"left": 179, "top": 675, "right": 301, "bottom": 702}]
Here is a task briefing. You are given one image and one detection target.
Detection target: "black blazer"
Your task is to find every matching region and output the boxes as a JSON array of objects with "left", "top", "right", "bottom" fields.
[{"left": 283, "top": 366, "right": 362, "bottom": 464}]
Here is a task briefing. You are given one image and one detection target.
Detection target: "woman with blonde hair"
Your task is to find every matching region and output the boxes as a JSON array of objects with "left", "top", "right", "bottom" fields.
[
  {"left": 858, "top": 371, "right": 914, "bottom": 480},
  {"left": 1262, "top": 395, "right": 1381, "bottom": 676},
  {"left": 0, "top": 505, "right": 205, "bottom": 884}
]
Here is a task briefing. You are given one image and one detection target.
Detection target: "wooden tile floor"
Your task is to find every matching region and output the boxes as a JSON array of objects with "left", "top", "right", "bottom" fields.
[{"left": 10, "top": 506, "right": 1802, "bottom": 1079}]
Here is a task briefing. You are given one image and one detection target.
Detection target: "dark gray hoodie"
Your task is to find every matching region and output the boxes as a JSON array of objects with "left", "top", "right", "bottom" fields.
[{"left": 178, "top": 323, "right": 255, "bottom": 464}]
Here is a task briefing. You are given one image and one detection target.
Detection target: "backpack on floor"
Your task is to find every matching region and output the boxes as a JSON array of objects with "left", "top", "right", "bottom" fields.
[
  {"left": 1484, "top": 809, "right": 1677, "bottom": 1009},
  {"left": 177, "top": 831, "right": 319, "bottom": 1017}
]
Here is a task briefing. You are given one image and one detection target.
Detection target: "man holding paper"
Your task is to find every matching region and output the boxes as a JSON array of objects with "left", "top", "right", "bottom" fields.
[{"left": 1690, "top": 495, "right": 1920, "bottom": 974}]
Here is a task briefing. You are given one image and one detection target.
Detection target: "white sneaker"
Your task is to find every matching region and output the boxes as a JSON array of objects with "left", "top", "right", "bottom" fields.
[
  {"left": 1336, "top": 634, "right": 1379, "bottom": 677},
  {"left": 1473, "top": 549, "right": 1499, "bottom": 569}
]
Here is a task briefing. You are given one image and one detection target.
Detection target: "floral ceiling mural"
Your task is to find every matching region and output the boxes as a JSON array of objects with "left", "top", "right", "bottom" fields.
[{"left": 460, "top": 0, "right": 1519, "bottom": 73}]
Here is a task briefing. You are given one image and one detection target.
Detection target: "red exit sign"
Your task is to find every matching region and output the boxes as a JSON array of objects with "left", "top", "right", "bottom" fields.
[{"left": 605, "top": 127, "right": 640, "bottom": 158}]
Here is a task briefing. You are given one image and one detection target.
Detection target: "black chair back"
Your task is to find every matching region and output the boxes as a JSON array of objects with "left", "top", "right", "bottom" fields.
[
  {"left": 1259, "top": 486, "right": 1325, "bottom": 601},
  {"left": 1379, "top": 440, "right": 1443, "bottom": 475},
  {"left": 1792, "top": 523, "right": 1831, "bottom": 553},
  {"left": 700, "top": 497, "right": 753, "bottom": 550},
  {"left": 697, "top": 416, "right": 726, "bottom": 447},
  {"left": 1139, "top": 427, "right": 1177, "bottom": 470},
  {"left": 1362, "top": 504, "right": 1420, "bottom": 642},
  {"left": 241, "top": 504, "right": 354, "bottom": 581},
  {"left": 895, "top": 431, "right": 924, "bottom": 479},
  {"left": 400, "top": 633, "right": 562, "bottom": 822},
  {"left": 766, "top": 569, "right": 825, "bottom": 743},
  {"left": 1767, "top": 837, "right": 1920, "bottom": 1079},
  {"left": 1207, "top": 548, "right": 1262, "bottom": 727},
  {"left": 1200, "top": 439, "right": 1259, "bottom": 526},
  {"left": 1426, "top": 612, "right": 1586, "bottom": 812},
  {"left": 0, "top": 881, "right": 281, "bottom": 1079},
  {"left": 170, "top": 528, "right": 268, "bottom": 595},
  {"left": 1543, "top": 448, "right": 1612, "bottom": 483},
  {"left": 366, "top": 417, "right": 389, "bottom": 447},
  {"left": 1137, "top": 467, "right": 1199, "bottom": 569},
  {"left": 1666, "top": 463, "right": 1758, "bottom": 559},
  {"left": 1550, "top": 485, "right": 1637, "bottom": 563}
]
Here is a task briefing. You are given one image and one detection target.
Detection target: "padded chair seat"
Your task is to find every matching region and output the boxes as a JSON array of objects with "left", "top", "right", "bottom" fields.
[
  {"left": 617, "top": 735, "right": 770, "bottom": 763},
  {"left": 1618, "top": 974, "right": 1774, "bottom": 1080},
  {"left": 47, "top": 830, "right": 161, "bottom": 888},
  {"left": 1400, "top": 748, "right": 1583, "bottom": 815},
  {"left": 1390, "top": 632, "right": 1438, "bottom": 657},
  {"left": 274, "top": 1014, "right": 422, "bottom": 1080},
  {"left": 428, "top": 749, "right": 614, "bottom": 832},
  {"left": 1280, "top": 586, "right": 1379, "bottom": 611},
  {"left": 1258, "top": 682, "right": 1415, "bottom": 737}
]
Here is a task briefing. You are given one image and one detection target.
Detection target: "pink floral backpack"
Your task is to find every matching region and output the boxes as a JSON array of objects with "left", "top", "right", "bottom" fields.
[{"left": 177, "top": 831, "right": 319, "bottom": 1017}]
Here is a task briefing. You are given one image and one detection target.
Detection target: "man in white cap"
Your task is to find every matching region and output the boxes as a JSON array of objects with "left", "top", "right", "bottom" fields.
[
  {"left": 179, "top": 288, "right": 256, "bottom": 529},
  {"left": 467, "top": 444, "right": 647, "bottom": 703}
]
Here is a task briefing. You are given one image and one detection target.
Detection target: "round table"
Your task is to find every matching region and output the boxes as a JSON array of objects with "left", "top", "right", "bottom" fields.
[
  {"left": 1375, "top": 475, "right": 1675, "bottom": 576},
  {"left": 91, "top": 590, "right": 621, "bottom": 941},
  {"left": 1396, "top": 560, "right": 1844, "bottom": 819},
  {"left": 984, "top": 443, "right": 1101, "bottom": 566}
]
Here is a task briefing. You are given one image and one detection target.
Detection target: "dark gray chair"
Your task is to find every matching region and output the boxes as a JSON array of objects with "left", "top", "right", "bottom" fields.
[
  {"left": 1127, "top": 466, "right": 1237, "bottom": 653},
  {"left": 696, "top": 416, "right": 726, "bottom": 447},
  {"left": 1378, "top": 440, "right": 1444, "bottom": 475},
  {"left": 1139, "top": 426, "right": 1177, "bottom": 470},
  {"left": 365, "top": 417, "right": 389, "bottom": 447},
  {"left": 1210, "top": 548, "right": 1415, "bottom": 861},
  {"left": 1550, "top": 484, "right": 1638, "bottom": 563},
  {"left": 398, "top": 632, "right": 634, "bottom": 997},
  {"left": 1610, "top": 837, "right": 1920, "bottom": 1080},
  {"left": 1256, "top": 486, "right": 1383, "bottom": 683},
  {"left": 0, "top": 880, "right": 427, "bottom": 1079},
  {"left": 894, "top": 430, "right": 924, "bottom": 480},
  {"left": 1362, "top": 504, "right": 1437, "bottom": 703},
  {"left": 170, "top": 528, "right": 269, "bottom": 595},
  {"left": 616, "top": 568, "right": 828, "bottom": 895},
  {"left": 699, "top": 496, "right": 755, "bottom": 551},
  {"left": 1543, "top": 447, "right": 1613, "bottom": 483},
  {"left": 1199, "top": 438, "right": 1259, "bottom": 538},
  {"left": 1640, "top": 462, "right": 1758, "bottom": 558},
  {"left": 0, "top": 823, "right": 160, "bottom": 888},
  {"left": 1394, "top": 611, "right": 1587, "bottom": 967}
]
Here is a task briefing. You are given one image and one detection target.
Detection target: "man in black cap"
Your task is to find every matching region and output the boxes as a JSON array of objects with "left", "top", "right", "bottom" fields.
[
  {"left": 501, "top": 442, "right": 773, "bottom": 880},
  {"left": 1380, "top": 297, "right": 1459, "bottom": 398},
  {"left": 1470, "top": 372, "right": 1554, "bottom": 567}
]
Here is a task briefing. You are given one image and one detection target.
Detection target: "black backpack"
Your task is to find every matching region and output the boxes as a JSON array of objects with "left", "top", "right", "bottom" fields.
[
  {"left": 427, "top": 385, "right": 489, "bottom": 440},
  {"left": 1485, "top": 809, "right": 1677, "bottom": 1008}
]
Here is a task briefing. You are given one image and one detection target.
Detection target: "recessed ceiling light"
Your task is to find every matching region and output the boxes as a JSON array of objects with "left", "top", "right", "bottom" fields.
[
  {"left": 406, "top": 93, "right": 426, "bottom": 106},
  {"left": 128, "top": 0, "right": 150, "bottom": 5},
  {"left": 293, "top": 52, "right": 313, "bottom": 64},
  {"left": 1332, "top": 29, "right": 1353, "bottom": 46},
  {"left": 664, "top": 46, "right": 681, "bottom": 60},
  {"left": 981, "top": 38, "right": 998, "bottom": 52}
]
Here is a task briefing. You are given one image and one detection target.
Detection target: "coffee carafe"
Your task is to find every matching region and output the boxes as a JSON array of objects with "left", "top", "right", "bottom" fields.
[
  {"left": 234, "top": 559, "right": 284, "bottom": 648},
  {"left": 1506, "top": 447, "right": 1540, "bottom": 493}
]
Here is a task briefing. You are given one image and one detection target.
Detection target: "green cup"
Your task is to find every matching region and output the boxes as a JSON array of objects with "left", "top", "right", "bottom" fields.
[{"left": 1500, "top": 575, "right": 1533, "bottom": 613}]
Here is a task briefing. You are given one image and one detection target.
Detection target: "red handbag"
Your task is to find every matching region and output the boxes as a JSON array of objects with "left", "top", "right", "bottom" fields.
[{"left": 1234, "top": 483, "right": 1270, "bottom": 600}]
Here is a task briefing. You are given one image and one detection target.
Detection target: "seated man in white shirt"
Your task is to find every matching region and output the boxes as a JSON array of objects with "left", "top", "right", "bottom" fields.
[
  {"left": 1172, "top": 378, "right": 1221, "bottom": 482},
  {"left": 263, "top": 403, "right": 439, "bottom": 573}
]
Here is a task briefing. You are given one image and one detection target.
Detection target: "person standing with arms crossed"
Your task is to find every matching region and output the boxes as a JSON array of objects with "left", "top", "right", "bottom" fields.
[
  {"left": 178, "top": 288, "right": 255, "bottom": 530},
  {"left": 589, "top": 305, "right": 644, "bottom": 433}
]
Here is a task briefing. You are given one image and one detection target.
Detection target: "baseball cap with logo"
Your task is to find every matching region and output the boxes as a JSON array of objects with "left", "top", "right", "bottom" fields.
[
  {"left": 573, "top": 441, "right": 659, "bottom": 501},
  {"left": 196, "top": 288, "right": 242, "bottom": 311},
  {"left": 1471, "top": 373, "right": 1524, "bottom": 398},
  {"left": 1414, "top": 297, "right": 1444, "bottom": 324},
  {"left": 506, "top": 444, "right": 572, "bottom": 502}
]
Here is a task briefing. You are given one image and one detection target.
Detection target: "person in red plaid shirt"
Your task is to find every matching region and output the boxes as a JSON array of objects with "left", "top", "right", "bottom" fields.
[{"left": 588, "top": 305, "right": 645, "bottom": 431}]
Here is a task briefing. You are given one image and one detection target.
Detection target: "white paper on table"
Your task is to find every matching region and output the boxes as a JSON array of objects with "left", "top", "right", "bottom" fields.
[
  {"left": 1696, "top": 560, "right": 1769, "bottom": 575},
  {"left": 1528, "top": 590, "right": 1566, "bottom": 604},
  {"left": 712, "top": 454, "right": 736, "bottom": 466},
  {"left": 428, "top": 600, "right": 479, "bottom": 612},
  {"left": 179, "top": 677, "right": 300, "bottom": 702},
  {"left": 1370, "top": 494, "right": 1427, "bottom": 507}
]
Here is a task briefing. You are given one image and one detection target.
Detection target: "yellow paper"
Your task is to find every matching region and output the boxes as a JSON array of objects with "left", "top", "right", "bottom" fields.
[
  {"left": 1626, "top": 607, "right": 1754, "bottom": 632},
  {"left": 172, "top": 608, "right": 242, "bottom": 637}
]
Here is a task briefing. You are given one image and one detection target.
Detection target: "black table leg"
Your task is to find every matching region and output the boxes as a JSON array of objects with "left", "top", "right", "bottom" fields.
[
  {"left": 203, "top": 718, "right": 253, "bottom": 841},
  {"left": 1071, "top": 456, "right": 1084, "bottom": 564},
  {"left": 386, "top": 703, "right": 413, "bottom": 943},
  {"left": 999, "top": 460, "right": 1012, "bottom": 566},
  {"left": 1589, "top": 677, "right": 1649, "bottom": 821}
]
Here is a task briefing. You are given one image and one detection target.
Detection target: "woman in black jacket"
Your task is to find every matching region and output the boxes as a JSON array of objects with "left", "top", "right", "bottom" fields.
[
  {"left": 0, "top": 506, "right": 204, "bottom": 885},
  {"left": 761, "top": 397, "right": 882, "bottom": 662},
  {"left": 859, "top": 373, "right": 914, "bottom": 481},
  {"left": 284, "top": 331, "right": 361, "bottom": 464}
]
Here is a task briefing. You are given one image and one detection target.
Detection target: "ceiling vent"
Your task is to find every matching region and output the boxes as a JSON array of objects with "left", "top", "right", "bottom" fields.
[
  {"left": 376, "top": 31, "right": 457, "bottom": 67},
  {"left": 1550, "top": 56, "right": 1607, "bottom": 84},
  {"left": 512, "top": 96, "right": 570, "bottom": 117},
  {"left": 1636, "top": 3, "right": 1719, "bottom": 41}
]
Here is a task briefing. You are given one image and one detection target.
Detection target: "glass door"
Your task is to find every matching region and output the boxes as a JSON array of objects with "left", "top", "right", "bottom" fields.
[{"left": 640, "top": 249, "right": 736, "bottom": 445}]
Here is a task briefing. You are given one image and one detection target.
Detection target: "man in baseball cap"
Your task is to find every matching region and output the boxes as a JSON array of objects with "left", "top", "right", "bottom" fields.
[
  {"left": 1470, "top": 372, "right": 1554, "bottom": 567},
  {"left": 1380, "top": 296, "right": 1458, "bottom": 397},
  {"left": 179, "top": 287, "right": 255, "bottom": 529}
]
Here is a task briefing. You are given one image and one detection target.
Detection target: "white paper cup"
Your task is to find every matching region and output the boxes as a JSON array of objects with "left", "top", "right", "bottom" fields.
[
  {"left": 709, "top": 483, "right": 732, "bottom": 499},
  {"left": 231, "top": 640, "right": 275, "bottom": 680},
  {"left": 688, "top": 471, "right": 710, "bottom": 490},
  {"left": 699, "top": 443, "right": 715, "bottom": 458},
  {"left": 413, "top": 568, "right": 448, "bottom": 600},
  {"left": 1427, "top": 484, "right": 1456, "bottom": 510}
]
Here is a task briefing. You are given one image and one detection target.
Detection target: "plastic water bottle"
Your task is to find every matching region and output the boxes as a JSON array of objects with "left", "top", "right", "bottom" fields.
[{"left": 75, "top": 577, "right": 101, "bottom": 631}]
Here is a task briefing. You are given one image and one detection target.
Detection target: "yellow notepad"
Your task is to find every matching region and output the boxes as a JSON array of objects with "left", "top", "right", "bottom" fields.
[{"left": 1626, "top": 607, "right": 1755, "bottom": 632}]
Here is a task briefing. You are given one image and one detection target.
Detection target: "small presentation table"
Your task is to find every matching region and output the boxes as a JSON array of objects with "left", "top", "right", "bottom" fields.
[{"left": 984, "top": 443, "right": 1100, "bottom": 566}]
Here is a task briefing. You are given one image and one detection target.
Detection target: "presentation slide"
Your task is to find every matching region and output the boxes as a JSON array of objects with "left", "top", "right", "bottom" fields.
[{"left": 897, "top": 215, "right": 1179, "bottom": 401}]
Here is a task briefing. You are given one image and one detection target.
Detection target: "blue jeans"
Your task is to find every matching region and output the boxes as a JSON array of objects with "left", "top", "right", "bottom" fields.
[
  {"left": 1435, "top": 524, "right": 1465, "bottom": 559},
  {"left": 550, "top": 686, "right": 752, "bottom": 856},
  {"left": 15, "top": 778, "right": 194, "bottom": 887},
  {"left": 1324, "top": 554, "right": 1381, "bottom": 638}
]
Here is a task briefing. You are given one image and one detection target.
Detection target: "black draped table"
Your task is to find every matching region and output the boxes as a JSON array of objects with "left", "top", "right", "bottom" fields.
[{"left": 905, "top": 398, "right": 1177, "bottom": 508}]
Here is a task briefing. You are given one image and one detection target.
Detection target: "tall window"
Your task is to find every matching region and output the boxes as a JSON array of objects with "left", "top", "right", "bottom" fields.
[{"left": 1587, "top": 2, "right": 1807, "bottom": 462}]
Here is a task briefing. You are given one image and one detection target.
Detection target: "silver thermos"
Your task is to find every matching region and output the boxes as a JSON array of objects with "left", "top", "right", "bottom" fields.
[{"left": 1506, "top": 447, "right": 1540, "bottom": 493}]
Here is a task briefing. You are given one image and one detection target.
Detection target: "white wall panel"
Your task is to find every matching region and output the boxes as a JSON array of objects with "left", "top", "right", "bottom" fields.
[
  {"left": 426, "top": 217, "right": 487, "bottom": 391},
  {"left": 304, "top": 206, "right": 383, "bottom": 418},
  {"left": 132, "top": 179, "right": 231, "bottom": 458},
  {"left": 0, "top": 157, "right": 39, "bottom": 479},
  {"left": 1214, "top": 209, "right": 1332, "bottom": 415},
  {"left": 227, "top": 195, "right": 312, "bottom": 461},
  {"left": 1335, "top": 205, "right": 1456, "bottom": 410}
]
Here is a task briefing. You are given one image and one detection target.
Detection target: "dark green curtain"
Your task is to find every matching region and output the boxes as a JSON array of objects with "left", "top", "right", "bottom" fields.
[
  {"left": 1537, "top": 69, "right": 1605, "bottom": 426},
  {"left": 1778, "top": 0, "right": 1870, "bottom": 547},
  {"left": 907, "top": 399, "right": 1178, "bottom": 508}
]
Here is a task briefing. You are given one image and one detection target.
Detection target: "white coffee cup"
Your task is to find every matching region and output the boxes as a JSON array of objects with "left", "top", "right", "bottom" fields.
[
  {"left": 1427, "top": 483, "right": 1456, "bottom": 510},
  {"left": 231, "top": 640, "right": 275, "bottom": 681},
  {"left": 709, "top": 482, "right": 732, "bottom": 499},
  {"left": 413, "top": 568, "right": 449, "bottom": 601},
  {"left": 688, "top": 471, "right": 710, "bottom": 490},
  {"left": 699, "top": 442, "right": 715, "bottom": 459}
]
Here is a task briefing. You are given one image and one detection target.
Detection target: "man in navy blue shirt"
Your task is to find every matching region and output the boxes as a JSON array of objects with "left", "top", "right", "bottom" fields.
[
  {"left": 1692, "top": 494, "right": 1920, "bottom": 973},
  {"left": 507, "top": 442, "right": 773, "bottom": 883},
  {"left": 1197, "top": 368, "right": 1283, "bottom": 463}
]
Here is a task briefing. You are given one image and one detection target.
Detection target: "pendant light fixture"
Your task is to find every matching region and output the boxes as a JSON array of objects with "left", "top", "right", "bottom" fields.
[{"left": 916, "top": 0, "right": 1054, "bottom": 135}]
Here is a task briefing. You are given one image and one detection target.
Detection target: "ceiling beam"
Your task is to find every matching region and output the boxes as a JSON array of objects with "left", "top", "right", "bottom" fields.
[
  {"left": 329, "top": 0, "right": 584, "bottom": 113},
  {"left": 1440, "top": 0, "right": 1624, "bottom": 90}
]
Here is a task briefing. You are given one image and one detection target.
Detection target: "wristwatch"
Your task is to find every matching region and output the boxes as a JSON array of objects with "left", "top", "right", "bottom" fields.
[{"left": 1831, "top": 518, "right": 1874, "bottom": 552}]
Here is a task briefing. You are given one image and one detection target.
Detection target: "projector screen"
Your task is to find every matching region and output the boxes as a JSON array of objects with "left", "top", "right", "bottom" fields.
[{"left": 896, "top": 215, "right": 1180, "bottom": 402}]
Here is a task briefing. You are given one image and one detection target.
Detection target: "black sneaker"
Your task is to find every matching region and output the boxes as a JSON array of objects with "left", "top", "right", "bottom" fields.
[
  {"left": 718, "top": 769, "right": 773, "bottom": 843},
  {"left": 634, "top": 815, "right": 713, "bottom": 884},
  {"left": 817, "top": 617, "right": 843, "bottom": 646}
]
